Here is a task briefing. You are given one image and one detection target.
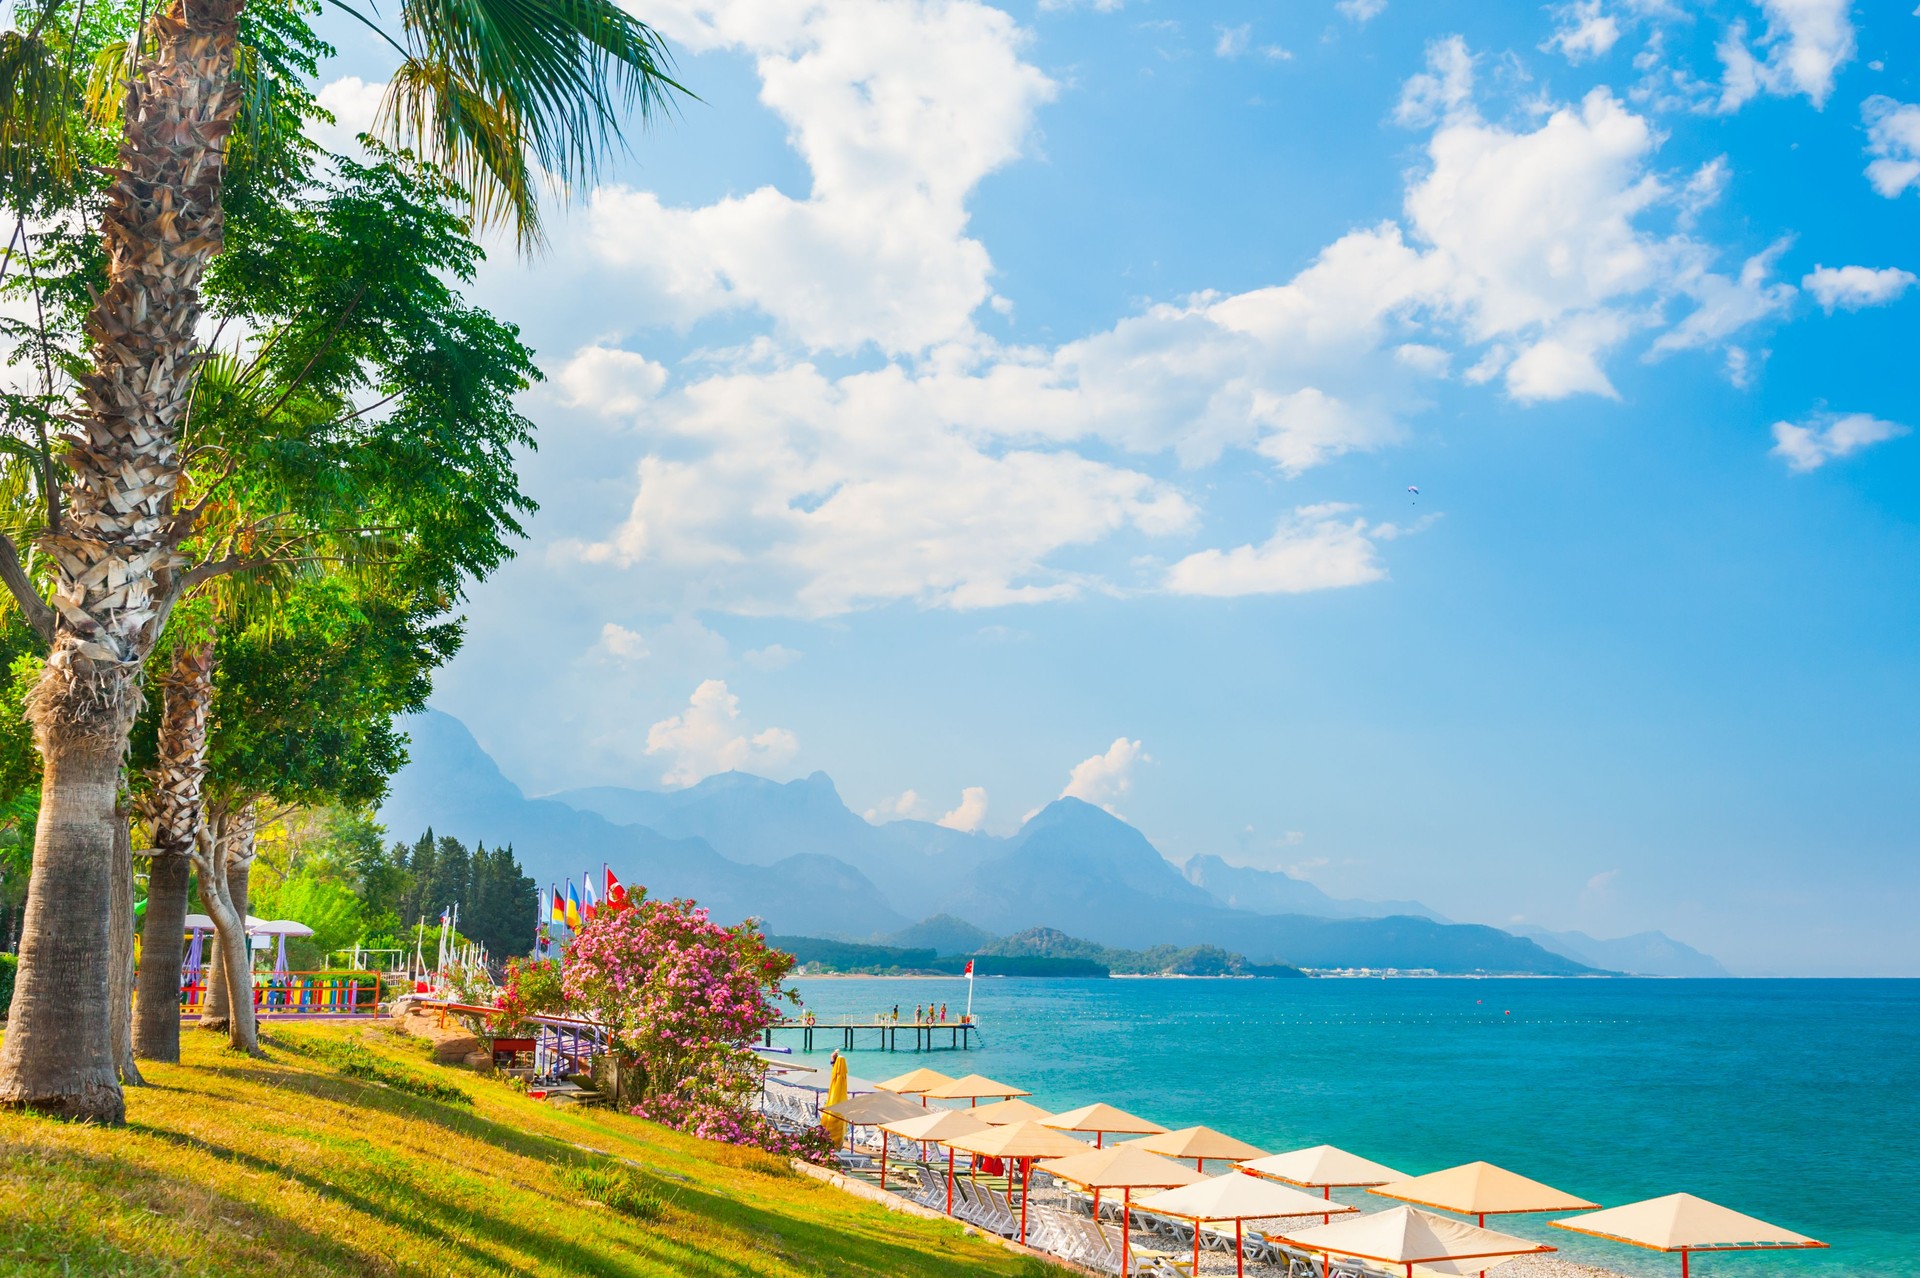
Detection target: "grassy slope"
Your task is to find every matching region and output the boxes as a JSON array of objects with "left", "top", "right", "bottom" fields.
[{"left": 0, "top": 1022, "right": 1063, "bottom": 1278}]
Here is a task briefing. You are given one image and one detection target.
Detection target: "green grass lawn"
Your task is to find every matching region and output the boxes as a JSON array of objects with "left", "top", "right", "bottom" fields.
[{"left": 0, "top": 1021, "right": 1069, "bottom": 1278}]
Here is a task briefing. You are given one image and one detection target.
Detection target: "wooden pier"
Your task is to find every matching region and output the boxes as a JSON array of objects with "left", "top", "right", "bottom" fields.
[{"left": 764, "top": 1021, "right": 976, "bottom": 1052}]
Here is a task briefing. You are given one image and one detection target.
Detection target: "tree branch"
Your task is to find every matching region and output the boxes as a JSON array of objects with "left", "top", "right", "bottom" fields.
[{"left": 0, "top": 530, "right": 54, "bottom": 642}]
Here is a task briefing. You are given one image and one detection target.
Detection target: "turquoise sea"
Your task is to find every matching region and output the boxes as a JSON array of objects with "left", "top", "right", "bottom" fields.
[{"left": 783, "top": 977, "right": 1919, "bottom": 1277}]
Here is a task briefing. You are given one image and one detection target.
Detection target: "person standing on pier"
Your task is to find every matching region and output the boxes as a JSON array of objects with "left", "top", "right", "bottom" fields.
[{"left": 939, "top": 1003, "right": 948, "bottom": 1023}]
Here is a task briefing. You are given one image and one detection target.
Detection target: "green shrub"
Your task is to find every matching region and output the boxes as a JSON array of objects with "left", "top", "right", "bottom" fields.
[
  {"left": 562, "top": 1164, "right": 664, "bottom": 1220},
  {"left": 0, "top": 952, "right": 14, "bottom": 1017}
]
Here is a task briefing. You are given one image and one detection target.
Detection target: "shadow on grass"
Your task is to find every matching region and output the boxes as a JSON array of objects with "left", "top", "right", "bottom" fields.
[{"left": 0, "top": 1138, "right": 372, "bottom": 1277}]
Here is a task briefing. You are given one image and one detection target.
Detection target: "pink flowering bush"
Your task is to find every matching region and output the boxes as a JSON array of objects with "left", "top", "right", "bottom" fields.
[{"left": 562, "top": 893, "right": 831, "bottom": 1162}]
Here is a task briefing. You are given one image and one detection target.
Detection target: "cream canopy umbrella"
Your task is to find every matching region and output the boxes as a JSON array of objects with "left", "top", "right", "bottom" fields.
[
  {"left": 945, "top": 1120, "right": 1090, "bottom": 1245},
  {"left": 880, "top": 1109, "right": 991, "bottom": 1212},
  {"left": 1121, "top": 1125, "right": 1268, "bottom": 1170},
  {"left": 824, "top": 1089, "right": 926, "bottom": 1184},
  {"left": 923, "top": 1073, "right": 1031, "bottom": 1106},
  {"left": 1241, "top": 1144, "right": 1407, "bottom": 1223},
  {"left": 1039, "top": 1144, "right": 1203, "bottom": 1275},
  {"left": 1138, "top": 1170, "right": 1356, "bottom": 1278},
  {"left": 970, "top": 1097, "right": 1056, "bottom": 1126},
  {"left": 1279, "top": 1204, "right": 1554, "bottom": 1278},
  {"left": 1372, "top": 1161, "right": 1599, "bottom": 1227},
  {"left": 1042, "top": 1102, "right": 1168, "bottom": 1148},
  {"left": 875, "top": 1066, "right": 955, "bottom": 1105},
  {"left": 823, "top": 1089, "right": 928, "bottom": 1135},
  {"left": 1552, "top": 1193, "right": 1826, "bottom": 1278}
]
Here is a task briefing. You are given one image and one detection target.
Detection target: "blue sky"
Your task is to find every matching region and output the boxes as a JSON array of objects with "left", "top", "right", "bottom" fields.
[{"left": 322, "top": 0, "right": 1919, "bottom": 975}]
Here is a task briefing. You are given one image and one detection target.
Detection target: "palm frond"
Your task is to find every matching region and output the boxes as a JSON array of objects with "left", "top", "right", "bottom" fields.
[
  {"left": 0, "top": 29, "right": 75, "bottom": 198},
  {"left": 372, "top": 0, "right": 686, "bottom": 247}
]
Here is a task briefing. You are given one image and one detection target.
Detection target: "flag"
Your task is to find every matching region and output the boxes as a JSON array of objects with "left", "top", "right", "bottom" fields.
[
  {"left": 964, "top": 959, "right": 974, "bottom": 978},
  {"left": 604, "top": 865, "right": 630, "bottom": 911},
  {"left": 564, "top": 880, "right": 583, "bottom": 930},
  {"left": 550, "top": 886, "right": 565, "bottom": 925},
  {"left": 582, "top": 872, "right": 600, "bottom": 921}
]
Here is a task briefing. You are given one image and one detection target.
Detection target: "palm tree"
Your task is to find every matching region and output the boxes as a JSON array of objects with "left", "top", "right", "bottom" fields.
[{"left": 0, "top": 0, "right": 679, "bottom": 1120}]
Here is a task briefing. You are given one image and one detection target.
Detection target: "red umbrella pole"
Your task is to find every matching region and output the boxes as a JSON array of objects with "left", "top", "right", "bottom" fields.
[
  {"left": 1193, "top": 1215, "right": 1202, "bottom": 1276},
  {"left": 1682, "top": 1251, "right": 1689, "bottom": 1278},
  {"left": 1323, "top": 1183, "right": 1333, "bottom": 1225},
  {"left": 1121, "top": 1189, "right": 1132, "bottom": 1275},
  {"left": 880, "top": 1139, "right": 888, "bottom": 1189},
  {"left": 946, "top": 1147, "right": 955, "bottom": 1214},
  {"left": 1237, "top": 1218, "right": 1245, "bottom": 1278}
]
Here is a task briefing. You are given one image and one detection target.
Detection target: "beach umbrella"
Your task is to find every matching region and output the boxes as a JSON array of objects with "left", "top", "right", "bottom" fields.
[
  {"left": 1120, "top": 1124, "right": 1268, "bottom": 1171},
  {"left": 923, "top": 1072, "right": 1030, "bottom": 1106},
  {"left": 1279, "top": 1204, "right": 1555, "bottom": 1278},
  {"left": 970, "top": 1097, "right": 1056, "bottom": 1126},
  {"left": 822, "top": 1055, "right": 850, "bottom": 1147},
  {"left": 1241, "top": 1144, "right": 1407, "bottom": 1223},
  {"left": 825, "top": 1091, "right": 935, "bottom": 1189},
  {"left": 1372, "top": 1161, "right": 1598, "bottom": 1227},
  {"left": 1039, "top": 1144, "right": 1203, "bottom": 1275},
  {"left": 875, "top": 1066, "right": 955, "bottom": 1106},
  {"left": 1042, "top": 1101, "right": 1167, "bottom": 1148},
  {"left": 880, "top": 1109, "right": 991, "bottom": 1214},
  {"left": 1551, "top": 1193, "right": 1827, "bottom": 1278},
  {"left": 945, "top": 1120, "right": 1090, "bottom": 1245},
  {"left": 1139, "top": 1170, "right": 1357, "bottom": 1278}
]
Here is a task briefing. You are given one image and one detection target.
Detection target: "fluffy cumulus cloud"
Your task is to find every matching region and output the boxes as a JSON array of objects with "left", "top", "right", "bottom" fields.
[
  {"left": 645, "top": 680, "right": 800, "bottom": 786},
  {"left": 547, "top": 15, "right": 1815, "bottom": 618},
  {"left": 938, "top": 786, "right": 990, "bottom": 832},
  {"left": 1769, "top": 412, "right": 1909, "bottom": 472},
  {"left": 581, "top": 0, "right": 1054, "bottom": 355},
  {"left": 1863, "top": 97, "right": 1920, "bottom": 198},
  {"left": 1061, "top": 738, "right": 1148, "bottom": 812},
  {"left": 1165, "top": 504, "right": 1388, "bottom": 596},
  {"left": 1336, "top": 0, "right": 1387, "bottom": 24},
  {"left": 597, "top": 622, "right": 650, "bottom": 661},
  {"left": 1801, "top": 264, "right": 1917, "bottom": 311},
  {"left": 1717, "top": 0, "right": 1855, "bottom": 112}
]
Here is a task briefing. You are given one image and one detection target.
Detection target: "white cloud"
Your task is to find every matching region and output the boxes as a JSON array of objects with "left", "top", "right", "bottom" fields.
[
  {"left": 937, "top": 787, "right": 989, "bottom": 832},
  {"left": 1394, "top": 36, "right": 1473, "bottom": 127},
  {"left": 1863, "top": 96, "right": 1920, "bottom": 197},
  {"left": 1337, "top": 0, "right": 1387, "bottom": 24},
  {"left": 1165, "top": 504, "right": 1388, "bottom": 597},
  {"left": 556, "top": 24, "right": 1805, "bottom": 618},
  {"left": 865, "top": 790, "right": 927, "bottom": 822},
  {"left": 1215, "top": 24, "right": 1250, "bottom": 58},
  {"left": 1061, "top": 738, "right": 1148, "bottom": 812},
  {"left": 1769, "top": 411, "right": 1908, "bottom": 472},
  {"left": 1802, "top": 264, "right": 1917, "bottom": 311},
  {"left": 314, "top": 76, "right": 384, "bottom": 155},
  {"left": 1037, "top": 0, "right": 1123, "bottom": 9},
  {"left": 645, "top": 679, "right": 800, "bottom": 786},
  {"left": 743, "top": 643, "right": 802, "bottom": 670},
  {"left": 578, "top": 1, "right": 1055, "bottom": 356},
  {"left": 556, "top": 346, "right": 669, "bottom": 416},
  {"left": 597, "top": 622, "right": 650, "bottom": 661},
  {"left": 1717, "top": 0, "right": 1855, "bottom": 112},
  {"left": 1544, "top": 1, "right": 1621, "bottom": 63},
  {"left": 1650, "top": 239, "right": 1797, "bottom": 355}
]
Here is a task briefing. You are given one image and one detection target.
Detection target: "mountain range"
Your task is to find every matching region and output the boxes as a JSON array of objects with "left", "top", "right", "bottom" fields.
[{"left": 377, "top": 710, "right": 1725, "bottom": 976}]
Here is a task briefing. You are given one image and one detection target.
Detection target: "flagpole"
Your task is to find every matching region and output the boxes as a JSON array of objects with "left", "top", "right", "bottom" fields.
[{"left": 964, "top": 961, "right": 974, "bottom": 1021}]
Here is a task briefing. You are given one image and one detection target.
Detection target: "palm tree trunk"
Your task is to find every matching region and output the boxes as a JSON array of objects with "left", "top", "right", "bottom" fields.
[
  {"left": 0, "top": 731, "right": 128, "bottom": 1120},
  {"left": 0, "top": 0, "right": 245, "bottom": 1117},
  {"left": 109, "top": 804, "right": 144, "bottom": 1086},
  {"left": 200, "top": 852, "right": 250, "bottom": 1031},
  {"left": 134, "top": 641, "right": 215, "bottom": 1061}
]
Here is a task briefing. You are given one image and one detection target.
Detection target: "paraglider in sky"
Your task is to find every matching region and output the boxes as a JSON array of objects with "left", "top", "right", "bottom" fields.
[{"left": 1407, "top": 485, "right": 1419, "bottom": 504}]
